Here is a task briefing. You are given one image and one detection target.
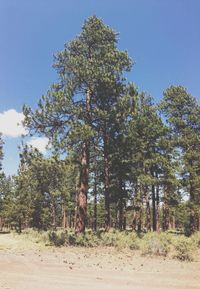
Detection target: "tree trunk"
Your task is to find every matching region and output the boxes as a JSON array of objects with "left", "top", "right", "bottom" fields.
[
  {"left": 189, "top": 192, "right": 197, "bottom": 234},
  {"left": 18, "top": 218, "right": 22, "bottom": 234},
  {"left": 75, "top": 142, "right": 89, "bottom": 233},
  {"left": 104, "top": 127, "right": 110, "bottom": 230},
  {"left": 198, "top": 213, "right": 200, "bottom": 232},
  {"left": 123, "top": 195, "right": 127, "bottom": 231},
  {"left": 170, "top": 212, "right": 176, "bottom": 230},
  {"left": 145, "top": 187, "right": 151, "bottom": 231},
  {"left": 152, "top": 184, "right": 157, "bottom": 231},
  {"left": 0, "top": 217, "right": 2, "bottom": 231},
  {"left": 75, "top": 89, "right": 91, "bottom": 233},
  {"left": 190, "top": 208, "right": 196, "bottom": 234},
  {"left": 93, "top": 172, "right": 97, "bottom": 231},
  {"left": 69, "top": 212, "right": 72, "bottom": 228},
  {"left": 51, "top": 196, "right": 56, "bottom": 229},
  {"left": 163, "top": 188, "right": 170, "bottom": 231},
  {"left": 156, "top": 184, "right": 160, "bottom": 232},
  {"left": 62, "top": 204, "right": 68, "bottom": 229},
  {"left": 118, "top": 180, "right": 124, "bottom": 231},
  {"left": 135, "top": 185, "right": 142, "bottom": 232},
  {"left": 189, "top": 162, "right": 197, "bottom": 234}
]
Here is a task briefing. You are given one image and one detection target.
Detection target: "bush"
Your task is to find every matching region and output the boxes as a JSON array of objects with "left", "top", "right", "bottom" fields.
[
  {"left": 21, "top": 228, "right": 50, "bottom": 244},
  {"left": 17, "top": 228, "right": 199, "bottom": 263},
  {"left": 141, "top": 232, "right": 171, "bottom": 257},
  {"left": 48, "top": 230, "right": 100, "bottom": 247},
  {"left": 48, "top": 230, "right": 67, "bottom": 246},
  {"left": 191, "top": 232, "right": 200, "bottom": 248},
  {"left": 173, "top": 236, "right": 196, "bottom": 261},
  {"left": 100, "top": 231, "right": 139, "bottom": 250}
]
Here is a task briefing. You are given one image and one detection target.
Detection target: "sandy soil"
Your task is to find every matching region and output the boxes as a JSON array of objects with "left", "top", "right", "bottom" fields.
[{"left": 0, "top": 233, "right": 200, "bottom": 289}]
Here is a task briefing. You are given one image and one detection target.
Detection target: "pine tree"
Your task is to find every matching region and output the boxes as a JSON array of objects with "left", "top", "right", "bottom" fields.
[
  {"left": 160, "top": 85, "right": 200, "bottom": 234},
  {"left": 13, "top": 145, "right": 78, "bottom": 230},
  {"left": 23, "top": 16, "right": 132, "bottom": 233},
  {"left": 127, "top": 92, "right": 175, "bottom": 232}
]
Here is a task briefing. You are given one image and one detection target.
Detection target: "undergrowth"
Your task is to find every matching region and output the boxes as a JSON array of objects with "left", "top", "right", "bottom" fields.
[{"left": 17, "top": 228, "right": 199, "bottom": 261}]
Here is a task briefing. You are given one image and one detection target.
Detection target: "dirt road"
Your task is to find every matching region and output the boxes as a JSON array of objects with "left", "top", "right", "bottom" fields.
[{"left": 0, "top": 233, "right": 199, "bottom": 289}]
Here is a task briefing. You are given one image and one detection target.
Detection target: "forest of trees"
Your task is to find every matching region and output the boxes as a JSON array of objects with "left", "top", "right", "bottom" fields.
[{"left": 0, "top": 16, "right": 200, "bottom": 235}]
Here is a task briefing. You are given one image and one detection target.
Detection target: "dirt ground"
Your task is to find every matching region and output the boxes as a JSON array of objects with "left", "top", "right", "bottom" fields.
[{"left": 0, "top": 233, "right": 200, "bottom": 289}]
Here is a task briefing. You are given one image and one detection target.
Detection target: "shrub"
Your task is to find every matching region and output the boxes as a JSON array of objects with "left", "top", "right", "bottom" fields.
[
  {"left": 173, "top": 236, "right": 196, "bottom": 261},
  {"left": 141, "top": 232, "right": 170, "bottom": 257},
  {"left": 75, "top": 233, "right": 100, "bottom": 247},
  {"left": 48, "top": 230, "right": 67, "bottom": 246},
  {"left": 21, "top": 228, "right": 50, "bottom": 244},
  {"left": 100, "top": 231, "right": 139, "bottom": 250},
  {"left": 48, "top": 230, "right": 101, "bottom": 247},
  {"left": 115, "top": 232, "right": 139, "bottom": 250},
  {"left": 191, "top": 232, "right": 200, "bottom": 248}
]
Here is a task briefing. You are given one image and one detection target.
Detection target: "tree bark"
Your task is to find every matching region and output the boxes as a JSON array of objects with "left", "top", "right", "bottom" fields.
[
  {"left": 118, "top": 179, "right": 124, "bottom": 231},
  {"left": 135, "top": 185, "right": 142, "bottom": 232},
  {"left": 93, "top": 171, "right": 97, "bottom": 231},
  {"left": 75, "top": 89, "right": 91, "bottom": 233},
  {"left": 18, "top": 218, "right": 22, "bottom": 234},
  {"left": 156, "top": 184, "right": 160, "bottom": 232},
  {"left": 163, "top": 188, "right": 170, "bottom": 231},
  {"left": 75, "top": 142, "right": 89, "bottom": 233},
  {"left": 152, "top": 184, "right": 157, "bottom": 231},
  {"left": 103, "top": 126, "right": 110, "bottom": 230},
  {"left": 0, "top": 217, "right": 2, "bottom": 231},
  {"left": 62, "top": 204, "right": 68, "bottom": 229},
  {"left": 189, "top": 161, "right": 197, "bottom": 234},
  {"left": 198, "top": 213, "right": 200, "bottom": 232},
  {"left": 51, "top": 196, "right": 56, "bottom": 229},
  {"left": 189, "top": 192, "right": 197, "bottom": 234},
  {"left": 145, "top": 187, "right": 151, "bottom": 231}
]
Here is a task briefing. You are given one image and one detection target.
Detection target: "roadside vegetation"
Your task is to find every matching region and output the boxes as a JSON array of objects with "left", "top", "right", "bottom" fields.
[{"left": 8, "top": 229, "right": 199, "bottom": 262}]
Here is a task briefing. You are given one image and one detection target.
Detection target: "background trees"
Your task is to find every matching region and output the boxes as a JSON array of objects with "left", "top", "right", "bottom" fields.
[{"left": 160, "top": 86, "right": 200, "bottom": 233}]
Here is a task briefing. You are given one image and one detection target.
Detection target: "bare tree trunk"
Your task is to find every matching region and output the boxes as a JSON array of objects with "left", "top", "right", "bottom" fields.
[
  {"left": 190, "top": 208, "right": 196, "bottom": 234},
  {"left": 69, "top": 212, "right": 72, "bottom": 228},
  {"left": 104, "top": 127, "right": 110, "bottom": 230},
  {"left": 170, "top": 212, "right": 176, "bottom": 230},
  {"left": 93, "top": 172, "right": 97, "bottom": 232},
  {"left": 189, "top": 163, "right": 197, "bottom": 234},
  {"left": 135, "top": 185, "right": 142, "bottom": 232},
  {"left": 0, "top": 217, "right": 2, "bottom": 231},
  {"left": 18, "top": 218, "right": 22, "bottom": 234},
  {"left": 198, "top": 213, "right": 200, "bottom": 232},
  {"left": 75, "top": 142, "right": 89, "bottom": 233},
  {"left": 132, "top": 211, "right": 136, "bottom": 231},
  {"left": 75, "top": 89, "right": 91, "bottom": 233},
  {"left": 62, "top": 204, "right": 68, "bottom": 229},
  {"left": 152, "top": 184, "right": 157, "bottom": 231},
  {"left": 163, "top": 188, "right": 170, "bottom": 231},
  {"left": 156, "top": 185, "right": 160, "bottom": 232},
  {"left": 123, "top": 201, "right": 127, "bottom": 231},
  {"left": 118, "top": 200, "right": 123, "bottom": 231},
  {"left": 118, "top": 179, "right": 124, "bottom": 231},
  {"left": 52, "top": 202, "right": 56, "bottom": 229},
  {"left": 189, "top": 191, "right": 197, "bottom": 234},
  {"left": 145, "top": 187, "right": 151, "bottom": 231}
]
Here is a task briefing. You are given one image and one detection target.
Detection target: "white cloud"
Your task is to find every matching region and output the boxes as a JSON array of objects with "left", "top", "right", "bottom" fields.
[
  {"left": 0, "top": 109, "right": 26, "bottom": 137},
  {"left": 27, "top": 137, "right": 49, "bottom": 154}
]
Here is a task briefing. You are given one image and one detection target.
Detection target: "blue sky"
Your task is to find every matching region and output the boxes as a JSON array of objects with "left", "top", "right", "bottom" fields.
[{"left": 0, "top": 0, "right": 200, "bottom": 175}]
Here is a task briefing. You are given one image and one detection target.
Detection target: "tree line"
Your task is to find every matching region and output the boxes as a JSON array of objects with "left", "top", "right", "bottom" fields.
[{"left": 0, "top": 16, "right": 199, "bottom": 234}]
